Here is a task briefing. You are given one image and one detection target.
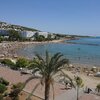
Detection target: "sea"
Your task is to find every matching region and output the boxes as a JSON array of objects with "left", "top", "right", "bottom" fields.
[{"left": 17, "top": 37, "right": 100, "bottom": 67}]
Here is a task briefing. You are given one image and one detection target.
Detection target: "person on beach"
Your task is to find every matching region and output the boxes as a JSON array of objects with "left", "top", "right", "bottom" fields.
[
  {"left": 87, "top": 88, "right": 92, "bottom": 94},
  {"left": 65, "top": 82, "right": 68, "bottom": 89}
]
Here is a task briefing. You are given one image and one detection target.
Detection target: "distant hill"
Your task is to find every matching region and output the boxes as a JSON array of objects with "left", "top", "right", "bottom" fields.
[
  {"left": 0, "top": 21, "right": 39, "bottom": 32},
  {"left": 0, "top": 21, "right": 91, "bottom": 38}
]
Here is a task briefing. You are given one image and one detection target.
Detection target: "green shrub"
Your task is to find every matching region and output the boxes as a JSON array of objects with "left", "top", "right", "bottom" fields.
[
  {"left": 1, "top": 59, "right": 15, "bottom": 67},
  {"left": 16, "top": 58, "right": 29, "bottom": 68},
  {"left": 10, "top": 65, "right": 18, "bottom": 70},
  {"left": 9, "top": 88, "right": 20, "bottom": 98},
  {"left": 0, "top": 77, "right": 9, "bottom": 86},
  {"left": 4, "top": 92, "right": 9, "bottom": 97},
  {"left": 0, "top": 83, "right": 7, "bottom": 93},
  {"left": 12, "top": 82, "right": 24, "bottom": 90},
  {"left": 0, "top": 94, "right": 3, "bottom": 100},
  {"left": 9, "top": 82, "right": 24, "bottom": 100}
]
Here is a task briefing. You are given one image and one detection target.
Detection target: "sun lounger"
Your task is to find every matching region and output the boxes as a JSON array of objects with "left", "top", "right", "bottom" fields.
[{"left": 20, "top": 68, "right": 33, "bottom": 74}]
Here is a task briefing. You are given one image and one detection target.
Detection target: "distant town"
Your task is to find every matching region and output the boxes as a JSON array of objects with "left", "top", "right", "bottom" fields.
[{"left": 0, "top": 21, "right": 89, "bottom": 42}]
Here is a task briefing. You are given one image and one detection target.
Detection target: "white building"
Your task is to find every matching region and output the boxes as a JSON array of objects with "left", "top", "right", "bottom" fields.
[
  {"left": 0, "top": 29, "right": 55, "bottom": 39},
  {"left": 38, "top": 32, "right": 49, "bottom": 38},
  {"left": 20, "top": 31, "right": 37, "bottom": 38}
]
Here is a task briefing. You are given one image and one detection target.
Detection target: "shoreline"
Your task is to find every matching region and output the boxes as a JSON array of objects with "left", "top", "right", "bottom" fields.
[
  {"left": 0, "top": 38, "right": 69, "bottom": 59},
  {"left": 0, "top": 38, "right": 100, "bottom": 69}
]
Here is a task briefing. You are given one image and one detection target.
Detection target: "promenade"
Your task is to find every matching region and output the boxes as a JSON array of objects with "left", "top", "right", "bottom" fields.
[{"left": 0, "top": 66, "right": 100, "bottom": 100}]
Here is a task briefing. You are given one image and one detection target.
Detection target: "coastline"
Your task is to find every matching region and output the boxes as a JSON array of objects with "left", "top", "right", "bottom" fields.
[
  {"left": 0, "top": 38, "right": 68, "bottom": 59},
  {"left": 0, "top": 38, "right": 100, "bottom": 69},
  {"left": 0, "top": 39, "right": 100, "bottom": 100}
]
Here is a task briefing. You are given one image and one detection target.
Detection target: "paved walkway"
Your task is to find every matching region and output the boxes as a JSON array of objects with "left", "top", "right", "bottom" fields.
[
  {"left": 55, "top": 89, "right": 100, "bottom": 100},
  {"left": 0, "top": 66, "right": 100, "bottom": 100},
  {"left": 55, "top": 88, "right": 77, "bottom": 100},
  {"left": 55, "top": 88, "right": 84, "bottom": 100},
  {"left": 79, "top": 94, "right": 100, "bottom": 100}
]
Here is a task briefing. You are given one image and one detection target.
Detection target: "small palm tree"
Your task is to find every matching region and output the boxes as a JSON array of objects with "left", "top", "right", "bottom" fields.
[
  {"left": 23, "top": 51, "right": 72, "bottom": 100},
  {"left": 74, "top": 76, "right": 84, "bottom": 100},
  {"left": 96, "top": 83, "right": 100, "bottom": 93}
]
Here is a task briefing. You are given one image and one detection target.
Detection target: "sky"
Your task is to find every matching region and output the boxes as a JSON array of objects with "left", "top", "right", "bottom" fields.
[{"left": 0, "top": 0, "right": 100, "bottom": 36}]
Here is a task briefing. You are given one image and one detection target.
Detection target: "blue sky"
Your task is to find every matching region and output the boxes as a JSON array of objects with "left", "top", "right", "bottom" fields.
[{"left": 0, "top": 0, "right": 100, "bottom": 36}]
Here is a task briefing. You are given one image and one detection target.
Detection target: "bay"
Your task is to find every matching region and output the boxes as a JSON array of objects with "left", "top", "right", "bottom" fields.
[{"left": 17, "top": 37, "right": 100, "bottom": 67}]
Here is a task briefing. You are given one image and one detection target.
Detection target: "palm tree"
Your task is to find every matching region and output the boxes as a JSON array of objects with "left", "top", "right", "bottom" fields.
[
  {"left": 74, "top": 76, "right": 84, "bottom": 100},
  {"left": 96, "top": 83, "right": 100, "bottom": 93},
  {"left": 23, "top": 51, "right": 71, "bottom": 100}
]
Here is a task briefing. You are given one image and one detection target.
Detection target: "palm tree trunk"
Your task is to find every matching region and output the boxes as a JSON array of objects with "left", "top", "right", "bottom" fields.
[
  {"left": 77, "top": 87, "right": 79, "bottom": 100},
  {"left": 45, "top": 78, "right": 50, "bottom": 100}
]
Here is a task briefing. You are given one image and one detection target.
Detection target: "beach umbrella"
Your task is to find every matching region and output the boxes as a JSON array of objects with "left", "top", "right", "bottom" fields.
[
  {"left": 95, "top": 72, "right": 100, "bottom": 77},
  {"left": 92, "top": 66, "right": 96, "bottom": 69}
]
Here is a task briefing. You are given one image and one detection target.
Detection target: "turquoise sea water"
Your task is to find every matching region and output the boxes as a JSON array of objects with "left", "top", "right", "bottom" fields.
[{"left": 17, "top": 37, "right": 100, "bottom": 66}]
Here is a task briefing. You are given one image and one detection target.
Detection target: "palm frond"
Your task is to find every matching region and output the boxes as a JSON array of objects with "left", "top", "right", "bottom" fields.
[
  {"left": 61, "top": 70, "right": 75, "bottom": 88},
  {"left": 21, "top": 76, "right": 41, "bottom": 91},
  {"left": 50, "top": 59, "right": 69, "bottom": 76},
  {"left": 35, "top": 53, "right": 45, "bottom": 64},
  {"left": 49, "top": 52, "right": 63, "bottom": 67},
  {"left": 40, "top": 76, "right": 45, "bottom": 86},
  {"left": 46, "top": 50, "right": 49, "bottom": 66},
  {"left": 55, "top": 59, "right": 69, "bottom": 68},
  {"left": 26, "top": 82, "right": 40, "bottom": 100},
  {"left": 29, "top": 59, "right": 45, "bottom": 76}
]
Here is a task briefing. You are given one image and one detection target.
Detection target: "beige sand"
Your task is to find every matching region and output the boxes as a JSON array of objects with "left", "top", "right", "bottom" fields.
[
  {"left": 63, "top": 70, "right": 100, "bottom": 89},
  {"left": 0, "top": 66, "right": 100, "bottom": 100}
]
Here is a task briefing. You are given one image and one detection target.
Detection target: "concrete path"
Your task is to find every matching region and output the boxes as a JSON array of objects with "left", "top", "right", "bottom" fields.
[
  {"left": 55, "top": 88, "right": 84, "bottom": 100},
  {"left": 55, "top": 89, "right": 77, "bottom": 100}
]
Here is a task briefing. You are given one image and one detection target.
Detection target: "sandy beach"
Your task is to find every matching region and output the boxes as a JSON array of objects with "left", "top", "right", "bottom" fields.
[
  {"left": 0, "top": 65, "right": 100, "bottom": 100},
  {"left": 63, "top": 70, "right": 100, "bottom": 89},
  {"left": 0, "top": 40, "right": 100, "bottom": 100}
]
